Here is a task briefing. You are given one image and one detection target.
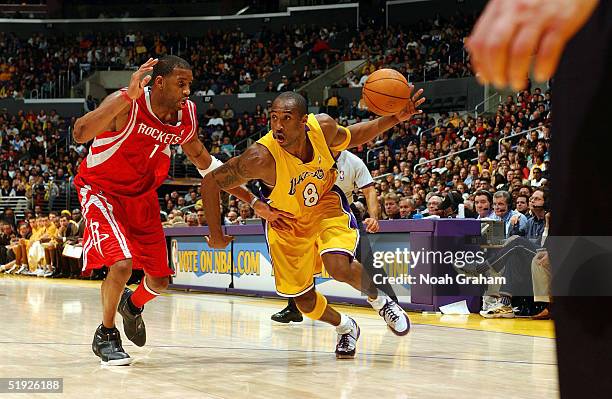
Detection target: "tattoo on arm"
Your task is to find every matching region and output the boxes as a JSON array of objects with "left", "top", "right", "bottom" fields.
[
  {"left": 209, "top": 143, "right": 271, "bottom": 189},
  {"left": 211, "top": 157, "right": 249, "bottom": 189}
]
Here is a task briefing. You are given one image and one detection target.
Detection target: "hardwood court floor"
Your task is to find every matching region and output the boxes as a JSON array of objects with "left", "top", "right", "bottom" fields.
[{"left": 0, "top": 277, "right": 558, "bottom": 399}]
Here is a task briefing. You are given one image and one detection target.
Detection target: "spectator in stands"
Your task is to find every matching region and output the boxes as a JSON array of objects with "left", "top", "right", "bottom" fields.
[
  {"left": 383, "top": 193, "right": 401, "bottom": 220},
  {"left": 515, "top": 194, "right": 529, "bottom": 215},
  {"left": 1, "top": 179, "right": 16, "bottom": 197},
  {"left": 399, "top": 197, "right": 417, "bottom": 219},
  {"left": 207, "top": 109, "right": 224, "bottom": 128},
  {"left": 324, "top": 91, "right": 342, "bottom": 119},
  {"left": 220, "top": 137, "right": 235, "bottom": 158},
  {"left": 237, "top": 202, "right": 254, "bottom": 224},
  {"left": 481, "top": 189, "right": 550, "bottom": 319},
  {"left": 277, "top": 75, "right": 292, "bottom": 92},
  {"left": 185, "top": 213, "right": 198, "bottom": 227},
  {"left": 493, "top": 190, "right": 527, "bottom": 236},
  {"left": 196, "top": 209, "right": 207, "bottom": 226},
  {"left": 40, "top": 213, "right": 59, "bottom": 276},
  {"left": 464, "top": 165, "right": 480, "bottom": 188},
  {"left": 1, "top": 207, "right": 17, "bottom": 229},
  {"left": 437, "top": 191, "right": 464, "bottom": 218},
  {"left": 220, "top": 104, "right": 235, "bottom": 121},
  {"left": 2, "top": 222, "right": 30, "bottom": 274},
  {"left": 46, "top": 177, "right": 59, "bottom": 211},
  {"left": 183, "top": 188, "right": 196, "bottom": 206},
  {"left": 0, "top": 221, "right": 14, "bottom": 267},
  {"left": 530, "top": 167, "right": 547, "bottom": 187},
  {"left": 71, "top": 208, "right": 85, "bottom": 239},
  {"left": 50, "top": 213, "right": 80, "bottom": 278},
  {"left": 264, "top": 81, "right": 276, "bottom": 93},
  {"left": 224, "top": 210, "right": 239, "bottom": 225},
  {"left": 424, "top": 195, "right": 443, "bottom": 217},
  {"left": 474, "top": 190, "right": 494, "bottom": 219}
]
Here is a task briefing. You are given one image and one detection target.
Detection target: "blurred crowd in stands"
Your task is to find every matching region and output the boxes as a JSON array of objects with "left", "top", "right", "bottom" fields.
[
  {"left": 0, "top": 25, "right": 340, "bottom": 99},
  {"left": 1, "top": 12, "right": 477, "bottom": 100}
]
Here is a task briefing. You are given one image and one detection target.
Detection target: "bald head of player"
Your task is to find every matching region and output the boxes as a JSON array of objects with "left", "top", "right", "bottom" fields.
[
  {"left": 270, "top": 92, "right": 309, "bottom": 149},
  {"left": 150, "top": 55, "right": 193, "bottom": 111}
]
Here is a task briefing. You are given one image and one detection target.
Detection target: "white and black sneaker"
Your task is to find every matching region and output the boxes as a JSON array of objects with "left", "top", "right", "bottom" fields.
[
  {"left": 15, "top": 265, "right": 28, "bottom": 275},
  {"left": 376, "top": 298, "right": 410, "bottom": 336},
  {"left": 335, "top": 317, "right": 360, "bottom": 359},
  {"left": 479, "top": 296, "right": 499, "bottom": 317},
  {"left": 92, "top": 324, "right": 132, "bottom": 366},
  {"left": 117, "top": 288, "right": 146, "bottom": 347}
]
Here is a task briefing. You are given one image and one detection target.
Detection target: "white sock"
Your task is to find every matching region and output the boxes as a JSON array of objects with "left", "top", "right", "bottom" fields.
[
  {"left": 367, "top": 295, "right": 387, "bottom": 311},
  {"left": 336, "top": 313, "right": 352, "bottom": 334}
]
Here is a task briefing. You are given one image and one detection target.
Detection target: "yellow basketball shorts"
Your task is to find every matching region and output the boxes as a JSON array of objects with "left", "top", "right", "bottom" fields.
[{"left": 265, "top": 186, "right": 359, "bottom": 297}]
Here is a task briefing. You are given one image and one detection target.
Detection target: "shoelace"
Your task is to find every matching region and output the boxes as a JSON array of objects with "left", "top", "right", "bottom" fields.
[
  {"left": 337, "top": 333, "right": 352, "bottom": 350},
  {"left": 379, "top": 302, "right": 400, "bottom": 323}
]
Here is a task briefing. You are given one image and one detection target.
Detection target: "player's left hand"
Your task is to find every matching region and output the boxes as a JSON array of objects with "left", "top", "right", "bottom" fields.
[
  {"left": 393, "top": 86, "right": 426, "bottom": 123},
  {"left": 363, "top": 218, "right": 380, "bottom": 233},
  {"left": 252, "top": 200, "right": 295, "bottom": 231}
]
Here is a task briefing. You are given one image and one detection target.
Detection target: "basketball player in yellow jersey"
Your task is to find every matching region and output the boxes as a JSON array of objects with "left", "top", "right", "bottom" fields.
[{"left": 201, "top": 90, "right": 425, "bottom": 358}]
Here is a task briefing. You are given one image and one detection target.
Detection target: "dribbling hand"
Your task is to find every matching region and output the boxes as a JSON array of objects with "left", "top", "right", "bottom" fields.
[
  {"left": 393, "top": 86, "right": 426, "bottom": 123},
  {"left": 127, "top": 58, "right": 158, "bottom": 100}
]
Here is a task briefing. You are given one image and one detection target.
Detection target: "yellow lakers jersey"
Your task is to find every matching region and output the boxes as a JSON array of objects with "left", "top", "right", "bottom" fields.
[{"left": 257, "top": 114, "right": 338, "bottom": 217}]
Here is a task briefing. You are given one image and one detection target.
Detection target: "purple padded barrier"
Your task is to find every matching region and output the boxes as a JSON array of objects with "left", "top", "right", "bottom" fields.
[
  {"left": 164, "top": 226, "right": 210, "bottom": 236},
  {"left": 225, "top": 224, "right": 265, "bottom": 235},
  {"left": 432, "top": 219, "right": 482, "bottom": 313},
  {"left": 377, "top": 219, "right": 434, "bottom": 233},
  {"left": 408, "top": 232, "right": 435, "bottom": 308},
  {"left": 165, "top": 219, "right": 482, "bottom": 312},
  {"left": 164, "top": 219, "right": 433, "bottom": 236}
]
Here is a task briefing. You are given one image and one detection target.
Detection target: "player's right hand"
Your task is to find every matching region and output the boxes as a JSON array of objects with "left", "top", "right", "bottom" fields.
[
  {"left": 253, "top": 200, "right": 295, "bottom": 231},
  {"left": 205, "top": 234, "right": 234, "bottom": 249},
  {"left": 127, "top": 58, "right": 158, "bottom": 100}
]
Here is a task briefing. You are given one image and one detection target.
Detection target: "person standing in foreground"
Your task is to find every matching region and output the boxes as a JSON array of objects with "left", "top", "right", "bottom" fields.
[
  {"left": 73, "top": 56, "right": 281, "bottom": 366},
  {"left": 466, "top": 0, "right": 610, "bottom": 396},
  {"left": 201, "top": 90, "right": 425, "bottom": 358}
]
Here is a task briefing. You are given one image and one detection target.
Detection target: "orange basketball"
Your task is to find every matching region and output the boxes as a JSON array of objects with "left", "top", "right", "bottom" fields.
[{"left": 362, "top": 69, "right": 410, "bottom": 116}]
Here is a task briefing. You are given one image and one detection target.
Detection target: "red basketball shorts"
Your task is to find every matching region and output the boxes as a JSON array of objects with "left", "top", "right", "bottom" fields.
[{"left": 76, "top": 182, "right": 171, "bottom": 277}]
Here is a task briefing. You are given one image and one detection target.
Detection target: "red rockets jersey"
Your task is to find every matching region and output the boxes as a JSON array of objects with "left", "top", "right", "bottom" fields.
[{"left": 76, "top": 86, "right": 197, "bottom": 197}]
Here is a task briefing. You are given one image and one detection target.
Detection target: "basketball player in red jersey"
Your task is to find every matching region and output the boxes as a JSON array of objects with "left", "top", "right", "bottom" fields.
[{"left": 73, "top": 56, "right": 284, "bottom": 365}]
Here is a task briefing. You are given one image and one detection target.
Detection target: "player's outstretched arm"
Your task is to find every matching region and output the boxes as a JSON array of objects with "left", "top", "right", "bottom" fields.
[
  {"left": 200, "top": 143, "right": 276, "bottom": 248},
  {"left": 182, "top": 137, "right": 258, "bottom": 205},
  {"left": 319, "top": 86, "right": 425, "bottom": 151},
  {"left": 73, "top": 58, "right": 158, "bottom": 143}
]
